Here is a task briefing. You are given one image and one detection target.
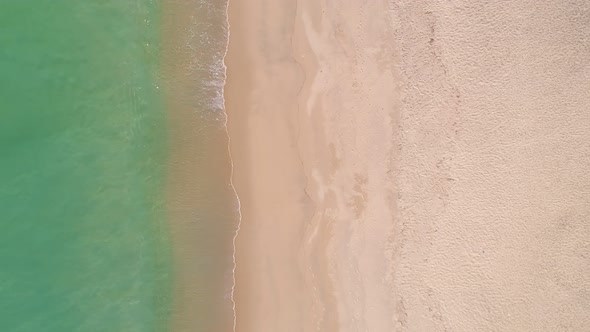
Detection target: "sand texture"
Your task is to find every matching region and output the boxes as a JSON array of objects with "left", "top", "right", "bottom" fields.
[{"left": 226, "top": 0, "right": 590, "bottom": 331}]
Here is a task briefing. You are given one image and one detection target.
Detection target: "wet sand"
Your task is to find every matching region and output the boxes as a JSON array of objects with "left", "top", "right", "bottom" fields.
[{"left": 226, "top": 0, "right": 590, "bottom": 331}]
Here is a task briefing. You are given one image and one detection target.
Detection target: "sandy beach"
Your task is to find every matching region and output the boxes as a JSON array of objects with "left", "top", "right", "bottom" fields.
[
  {"left": 225, "top": 0, "right": 590, "bottom": 331},
  {"left": 227, "top": 0, "right": 399, "bottom": 330}
]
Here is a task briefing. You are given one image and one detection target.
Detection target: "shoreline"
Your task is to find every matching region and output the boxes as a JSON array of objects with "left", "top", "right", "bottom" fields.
[{"left": 221, "top": 1, "right": 242, "bottom": 330}]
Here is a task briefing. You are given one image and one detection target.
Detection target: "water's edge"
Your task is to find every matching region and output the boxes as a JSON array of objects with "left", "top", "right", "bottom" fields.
[{"left": 221, "top": 1, "right": 243, "bottom": 330}]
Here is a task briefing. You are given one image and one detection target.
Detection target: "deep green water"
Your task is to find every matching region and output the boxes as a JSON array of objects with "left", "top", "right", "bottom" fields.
[{"left": 0, "top": 1, "right": 172, "bottom": 331}]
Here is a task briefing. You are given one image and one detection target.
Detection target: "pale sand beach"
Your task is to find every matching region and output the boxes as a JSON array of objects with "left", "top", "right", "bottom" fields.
[{"left": 226, "top": 0, "right": 590, "bottom": 331}]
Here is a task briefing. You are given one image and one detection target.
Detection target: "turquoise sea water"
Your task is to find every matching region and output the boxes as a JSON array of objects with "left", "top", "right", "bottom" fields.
[{"left": 0, "top": 1, "right": 172, "bottom": 331}]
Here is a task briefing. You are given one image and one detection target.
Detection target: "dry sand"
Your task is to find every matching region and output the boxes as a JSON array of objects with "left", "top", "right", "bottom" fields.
[{"left": 226, "top": 0, "right": 590, "bottom": 331}]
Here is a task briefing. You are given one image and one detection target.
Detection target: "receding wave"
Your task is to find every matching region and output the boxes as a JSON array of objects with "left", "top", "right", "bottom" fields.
[{"left": 164, "top": 0, "right": 240, "bottom": 330}]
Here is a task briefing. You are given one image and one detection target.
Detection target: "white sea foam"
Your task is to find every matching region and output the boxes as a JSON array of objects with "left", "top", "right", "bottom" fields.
[
  {"left": 220, "top": 1, "right": 242, "bottom": 331},
  {"left": 184, "top": 0, "right": 241, "bottom": 328}
]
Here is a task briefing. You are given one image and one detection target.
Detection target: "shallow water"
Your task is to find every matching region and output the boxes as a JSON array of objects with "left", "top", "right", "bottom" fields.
[
  {"left": 160, "top": 0, "right": 238, "bottom": 330},
  {"left": 0, "top": 0, "right": 235, "bottom": 331}
]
